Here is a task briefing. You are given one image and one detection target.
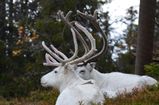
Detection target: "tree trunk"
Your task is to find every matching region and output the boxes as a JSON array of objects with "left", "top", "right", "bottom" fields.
[
  {"left": 135, "top": 0, "right": 156, "bottom": 75},
  {"left": 0, "top": 0, "right": 6, "bottom": 39}
]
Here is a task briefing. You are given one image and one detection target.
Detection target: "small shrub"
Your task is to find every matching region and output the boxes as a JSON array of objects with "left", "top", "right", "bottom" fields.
[{"left": 144, "top": 63, "right": 159, "bottom": 79}]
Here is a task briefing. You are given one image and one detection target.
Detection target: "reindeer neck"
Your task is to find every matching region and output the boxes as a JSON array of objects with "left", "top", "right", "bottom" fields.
[
  {"left": 90, "top": 69, "right": 103, "bottom": 79},
  {"left": 59, "top": 71, "right": 84, "bottom": 92},
  {"left": 90, "top": 69, "right": 108, "bottom": 87}
]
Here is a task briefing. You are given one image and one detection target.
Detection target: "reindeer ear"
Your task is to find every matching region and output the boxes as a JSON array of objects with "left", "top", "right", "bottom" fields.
[
  {"left": 65, "top": 64, "right": 77, "bottom": 71},
  {"left": 89, "top": 62, "right": 96, "bottom": 68},
  {"left": 72, "top": 64, "right": 77, "bottom": 70},
  {"left": 86, "top": 62, "right": 96, "bottom": 72}
]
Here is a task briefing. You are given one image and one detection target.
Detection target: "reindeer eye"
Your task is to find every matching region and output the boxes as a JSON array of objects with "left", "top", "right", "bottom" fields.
[
  {"left": 54, "top": 71, "right": 58, "bottom": 73},
  {"left": 80, "top": 70, "right": 85, "bottom": 73}
]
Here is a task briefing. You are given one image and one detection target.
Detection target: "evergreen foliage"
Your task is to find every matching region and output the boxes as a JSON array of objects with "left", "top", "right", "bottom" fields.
[
  {"left": 0, "top": 0, "right": 112, "bottom": 97},
  {"left": 0, "top": 0, "right": 158, "bottom": 99}
]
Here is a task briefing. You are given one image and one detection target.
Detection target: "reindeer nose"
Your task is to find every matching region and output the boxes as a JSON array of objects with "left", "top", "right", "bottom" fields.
[{"left": 41, "top": 77, "right": 47, "bottom": 87}]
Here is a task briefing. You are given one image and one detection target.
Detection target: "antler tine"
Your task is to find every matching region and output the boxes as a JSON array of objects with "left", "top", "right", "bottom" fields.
[
  {"left": 50, "top": 44, "right": 68, "bottom": 60},
  {"left": 58, "top": 10, "right": 90, "bottom": 54},
  {"left": 43, "top": 11, "right": 70, "bottom": 61},
  {"left": 65, "top": 11, "right": 72, "bottom": 20},
  {"left": 68, "top": 22, "right": 97, "bottom": 64},
  {"left": 42, "top": 26, "right": 78, "bottom": 64},
  {"left": 43, "top": 53, "right": 61, "bottom": 66},
  {"left": 77, "top": 10, "right": 108, "bottom": 63},
  {"left": 62, "top": 28, "right": 78, "bottom": 62},
  {"left": 42, "top": 11, "right": 80, "bottom": 67},
  {"left": 42, "top": 41, "right": 65, "bottom": 62}
]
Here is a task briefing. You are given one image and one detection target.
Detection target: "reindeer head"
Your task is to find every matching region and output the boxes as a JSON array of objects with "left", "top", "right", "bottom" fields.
[
  {"left": 41, "top": 64, "right": 77, "bottom": 88},
  {"left": 75, "top": 62, "right": 96, "bottom": 80},
  {"left": 40, "top": 10, "right": 100, "bottom": 91},
  {"left": 74, "top": 10, "right": 108, "bottom": 80}
]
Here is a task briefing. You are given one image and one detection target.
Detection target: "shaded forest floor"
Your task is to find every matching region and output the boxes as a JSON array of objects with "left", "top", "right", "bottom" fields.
[{"left": 0, "top": 84, "right": 159, "bottom": 105}]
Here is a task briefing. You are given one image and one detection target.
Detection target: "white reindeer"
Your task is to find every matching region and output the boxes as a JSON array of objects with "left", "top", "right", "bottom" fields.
[
  {"left": 74, "top": 10, "right": 158, "bottom": 98},
  {"left": 41, "top": 11, "right": 104, "bottom": 105},
  {"left": 76, "top": 63, "right": 158, "bottom": 98}
]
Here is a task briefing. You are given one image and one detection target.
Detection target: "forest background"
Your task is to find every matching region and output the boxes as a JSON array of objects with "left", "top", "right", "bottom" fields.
[{"left": 0, "top": 0, "right": 159, "bottom": 99}]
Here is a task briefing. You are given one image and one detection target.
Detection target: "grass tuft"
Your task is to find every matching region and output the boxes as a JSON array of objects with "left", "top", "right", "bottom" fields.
[{"left": 0, "top": 83, "right": 159, "bottom": 105}]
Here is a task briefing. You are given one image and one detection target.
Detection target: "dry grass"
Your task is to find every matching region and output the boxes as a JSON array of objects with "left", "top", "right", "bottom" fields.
[
  {"left": 0, "top": 89, "right": 59, "bottom": 105},
  {"left": 0, "top": 84, "right": 159, "bottom": 105},
  {"left": 104, "top": 84, "right": 159, "bottom": 105}
]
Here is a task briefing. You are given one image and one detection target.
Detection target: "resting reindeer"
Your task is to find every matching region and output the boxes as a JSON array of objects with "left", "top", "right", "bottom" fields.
[
  {"left": 76, "top": 63, "right": 158, "bottom": 98},
  {"left": 40, "top": 11, "right": 104, "bottom": 105},
  {"left": 73, "top": 10, "right": 158, "bottom": 98}
]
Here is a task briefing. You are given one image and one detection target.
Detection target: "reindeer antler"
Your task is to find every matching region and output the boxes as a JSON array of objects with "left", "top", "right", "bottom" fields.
[
  {"left": 42, "top": 10, "right": 99, "bottom": 66},
  {"left": 68, "top": 22, "right": 97, "bottom": 64},
  {"left": 57, "top": 10, "right": 90, "bottom": 54},
  {"left": 42, "top": 27, "right": 78, "bottom": 66},
  {"left": 42, "top": 10, "right": 107, "bottom": 67},
  {"left": 77, "top": 10, "right": 108, "bottom": 63}
]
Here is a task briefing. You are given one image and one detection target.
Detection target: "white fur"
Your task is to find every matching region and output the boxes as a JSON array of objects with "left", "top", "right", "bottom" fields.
[
  {"left": 41, "top": 64, "right": 104, "bottom": 105},
  {"left": 76, "top": 63, "right": 158, "bottom": 98}
]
